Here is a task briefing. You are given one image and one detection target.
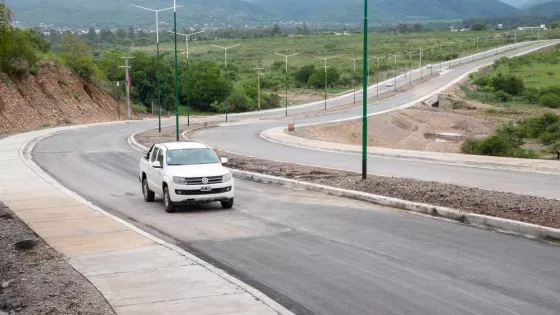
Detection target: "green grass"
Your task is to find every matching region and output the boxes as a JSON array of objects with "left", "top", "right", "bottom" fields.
[
  {"left": 494, "top": 63, "right": 560, "bottom": 89},
  {"left": 132, "top": 31, "right": 536, "bottom": 71}
]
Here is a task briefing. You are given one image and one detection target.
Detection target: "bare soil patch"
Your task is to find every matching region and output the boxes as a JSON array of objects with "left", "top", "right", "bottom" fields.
[
  {"left": 0, "top": 203, "right": 115, "bottom": 315},
  {"left": 136, "top": 127, "right": 560, "bottom": 229}
]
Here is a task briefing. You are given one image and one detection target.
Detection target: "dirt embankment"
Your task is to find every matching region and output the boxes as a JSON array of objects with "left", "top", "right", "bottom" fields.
[
  {"left": 0, "top": 63, "right": 128, "bottom": 133},
  {"left": 294, "top": 105, "right": 497, "bottom": 153}
]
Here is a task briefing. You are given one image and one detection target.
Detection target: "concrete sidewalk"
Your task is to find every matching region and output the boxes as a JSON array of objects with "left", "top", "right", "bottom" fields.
[
  {"left": 0, "top": 124, "right": 292, "bottom": 315},
  {"left": 262, "top": 127, "right": 560, "bottom": 175}
]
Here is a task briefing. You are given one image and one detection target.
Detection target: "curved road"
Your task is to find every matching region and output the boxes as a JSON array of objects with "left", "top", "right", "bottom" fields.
[
  {"left": 33, "top": 122, "right": 560, "bottom": 315},
  {"left": 192, "top": 41, "right": 560, "bottom": 199}
]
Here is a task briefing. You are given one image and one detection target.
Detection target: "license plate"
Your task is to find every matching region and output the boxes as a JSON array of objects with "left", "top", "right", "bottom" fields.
[{"left": 201, "top": 186, "right": 212, "bottom": 192}]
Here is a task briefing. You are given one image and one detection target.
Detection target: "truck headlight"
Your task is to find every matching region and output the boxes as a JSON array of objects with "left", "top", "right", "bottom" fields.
[
  {"left": 222, "top": 173, "right": 232, "bottom": 183},
  {"left": 173, "top": 176, "right": 188, "bottom": 185}
]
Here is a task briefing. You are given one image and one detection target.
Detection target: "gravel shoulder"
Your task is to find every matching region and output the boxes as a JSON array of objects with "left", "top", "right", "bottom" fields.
[
  {"left": 0, "top": 203, "right": 115, "bottom": 315},
  {"left": 137, "top": 126, "right": 560, "bottom": 229}
]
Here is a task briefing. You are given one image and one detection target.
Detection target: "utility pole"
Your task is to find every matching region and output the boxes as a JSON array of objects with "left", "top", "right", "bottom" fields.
[
  {"left": 119, "top": 57, "right": 135, "bottom": 120},
  {"left": 347, "top": 57, "right": 362, "bottom": 105},
  {"left": 275, "top": 53, "right": 298, "bottom": 116},
  {"left": 317, "top": 56, "right": 335, "bottom": 110},
  {"left": 253, "top": 67, "right": 264, "bottom": 110},
  {"left": 172, "top": 0, "right": 181, "bottom": 141},
  {"left": 116, "top": 81, "right": 121, "bottom": 120},
  {"left": 212, "top": 44, "right": 240, "bottom": 122},
  {"left": 456, "top": 40, "right": 464, "bottom": 65},
  {"left": 172, "top": 30, "right": 204, "bottom": 126},
  {"left": 449, "top": 42, "right": 454, "bottom": 68},
  {"left": 131, "top": 3, "right": 176, "bottom": 133}
]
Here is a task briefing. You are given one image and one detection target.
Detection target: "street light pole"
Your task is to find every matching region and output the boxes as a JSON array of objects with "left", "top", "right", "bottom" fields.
[
  {"left": 390, "top": 54, "right": 399, "bottom": 91},
  {"left": 317, "top": 56, "right": 335, "bottom": 110},
  {"left": 404, "top": 51, "right": 413, "bottom": 85},
  {"left": 362, "top": 0, "right": 368, "bottom": 180},
  {"left": 456, "top": 40, "right": 464, "bottom": 65},
  {"left": 371, "top": 57, "right": 381, "bottom": 98},
  {"left": 449, "top": 42, "right": 454, "bottom": 68},
  {"left": 212, "top": 44, "right": 240, "bottom": 122},
  {"left": 347, "top": 57, "right": 362, "bottom": 105},
  {"left": 419, "top": 48, "right": 423, "bottom": 80},
  {"left": 275, "top": 53, "right": 298, "bottom": 116},
  {"left": 172, "top": 0, "right": 181, "bottom": 141},
  {"left": 253, "top": 67, "right": 264, "bottom": 110},
  {"left": 171, "top": 30, "right": 204, "bottom": 127},
  {"left": 131, "top": 4, "right": 176, "bottom": 133}
]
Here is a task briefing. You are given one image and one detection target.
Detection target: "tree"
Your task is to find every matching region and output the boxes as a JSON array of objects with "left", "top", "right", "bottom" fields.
[
  {"left": 98, "top": 48, "right": 124, "bottom": 82},
  {"left": 87, "top": 27, "right": 97, "bottom": 42},
  {"left": 396, "top": 24, "right": 409, "bottom": 33},
  {"left": 127, "top": 26, "right": 135, "bottom": 39},
  {"left": 99, "top": 29, "right": 114, "bottom": 42},
  {"left": 116, "top": 28, "right": 127, "bottom": 39},
  {"left": 189, "top": 60, "right": 228, "bottom": 111},
  {"left": 60, "top": 33, "right": 96, "bottom": 80},
  {"left": 295, "top": 65, "right": 315, "bottom": 85},
  {"left": 471, "top": 21, "right": 487, "bottom": 31},
  {"left": 308, "top": 67, "right": 341, "bottom": 88},
  {"left": 413, "top": 23, "right": 422, "bottom": 32},
  {"left": 0, "top": 0, "right": 11, "bottom": 37},
  {"left": 302, "top": 22, "right": 310, "bottom": 35},
  {"left": 271, "top": 24, "right": 281, "bottom": 36}
]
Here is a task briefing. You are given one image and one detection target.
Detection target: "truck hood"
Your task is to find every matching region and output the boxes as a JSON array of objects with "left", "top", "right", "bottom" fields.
[{"left": 167, "top": 163, "right": 228, "bottom": 178}]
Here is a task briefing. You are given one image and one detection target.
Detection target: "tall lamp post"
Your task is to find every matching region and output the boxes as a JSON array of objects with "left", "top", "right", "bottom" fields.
[
  {"left": 418, "top": 48, "right": 423, "bottom": 80},
  {"left": 449, "top": 42, "right": 455, "bottom": 68},
  {"left": 390, "top": 54, "right": 400, "bottom": 92},
  {"left": 404, "top": 51, "right": 413, "bottom": 85},
  {"left": 370, "top": 57, "right": 381, "bottom": 98},
  {"left": 362, "top": 0, "right": 368, "bottom": 180},
  {"left": 253, "top": 67, "right": 264, "bottom": 110},
  {"left": 170, "top": 30, "right": 204, "bottom": 126},
  {"left": 212, "top": 44, "right": 240, "bottom": 122},
  {"left": 275, "top": 53, "right": 298, "bottom": 116},
  {"left": 171, "top": 0, "right": 181, "bottom": 141},
  {"left": 347, "top": 57, "right": 362, "bottom": 105},
  {"left": 131, "top": 3, "right": 176, "bottom": 133},
  {"left": 317, "top": 56, "right": 335, "bottom": 110}
]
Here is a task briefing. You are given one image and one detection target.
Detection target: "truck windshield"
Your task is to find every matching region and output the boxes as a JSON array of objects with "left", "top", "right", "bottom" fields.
[{"left": 166, "top": 148, "right": 219, "bottom": 166}]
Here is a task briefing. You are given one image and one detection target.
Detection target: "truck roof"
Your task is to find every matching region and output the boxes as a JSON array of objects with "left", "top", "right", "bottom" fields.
[{"left": 158, "top": 141, "right": 209, "bottom": 150}]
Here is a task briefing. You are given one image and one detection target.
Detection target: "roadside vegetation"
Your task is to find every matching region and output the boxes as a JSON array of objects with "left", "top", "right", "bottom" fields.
[{"left": 461, "top": 45, "right": 560, "bottom": 159}]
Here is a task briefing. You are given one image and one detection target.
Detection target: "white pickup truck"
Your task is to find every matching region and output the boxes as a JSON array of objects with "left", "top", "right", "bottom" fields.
[{"left": 139, "top": 141, "right": 234, "bottom": 213}]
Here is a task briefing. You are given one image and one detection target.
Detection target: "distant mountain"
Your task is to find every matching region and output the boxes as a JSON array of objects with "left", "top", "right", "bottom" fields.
[
  {"left": 523, "top": 0, "right": 560, "bottom": 15},
  {"left": 7, "top": 0, "right": 520, "bottom": 27},
  {"left": 499, "top": 0, "right": 531, "bottom": 8}
]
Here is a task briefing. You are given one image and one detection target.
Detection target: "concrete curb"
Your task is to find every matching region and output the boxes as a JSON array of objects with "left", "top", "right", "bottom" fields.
[
  {"left": 230, "top": 170, "right": 560, "bottom": 242},
  {"left": 17, "top": 124, "right": 295, "bottom": 315},
  {"left": 129, "top": 130, "right": 560, "bottom": 242},
  {"left": 261, "top": 127, "right": 560, "bottom": 176}
]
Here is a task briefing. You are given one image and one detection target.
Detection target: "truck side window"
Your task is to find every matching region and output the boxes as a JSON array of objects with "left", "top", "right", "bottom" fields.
[
  {"left": 150, "top": 147, "right": 160, "bottom": 163},
  {"left": 146, "top": 145, "right": 155, "bottom": 159},
  {"left": 157, "top": 149, "right": 164, "bottom": 166}
]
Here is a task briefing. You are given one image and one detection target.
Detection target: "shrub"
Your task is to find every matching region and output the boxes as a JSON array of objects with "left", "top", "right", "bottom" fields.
[
  {"left": 474, "top": 75, "right": 491, "bottom": 87},
  {"left": 132, "top": 103, "right": 147, "bottom": 113},
  {"left": 539, "top": 93, "right": 560, "bottom": 109},
  {"left": 494, "top": 90, "right": 513, "bottom": 102},
  {"left": 491, "top": 73, "right": 525, "bottom": 96},
  {"left": 523, "top": 87, "right": 540, "bottom": 104}
]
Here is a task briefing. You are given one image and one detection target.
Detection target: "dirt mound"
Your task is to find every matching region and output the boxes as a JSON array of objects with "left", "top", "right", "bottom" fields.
[
  {"left": 0, "top": 63, "right": 128, "bottom": 133},
  {"left": 295, "top": 106, "right": 496, "bottom": 153}
]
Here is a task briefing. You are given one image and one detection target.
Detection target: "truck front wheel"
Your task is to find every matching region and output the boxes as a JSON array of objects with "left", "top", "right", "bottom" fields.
[
  {"left": 163, "top": 186, "right": 175, "bottom": 213},
  {"left": 142, "top": 178, "right": 155, "bottom": 202}
]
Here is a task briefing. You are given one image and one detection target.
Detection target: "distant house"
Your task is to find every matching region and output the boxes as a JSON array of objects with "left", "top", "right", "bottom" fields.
[
  {"left": 517, "top": 26, "right": 546, "bottom": 31},
  {"left": 288, "top": 34, "right": 305, "bottom": 37}
]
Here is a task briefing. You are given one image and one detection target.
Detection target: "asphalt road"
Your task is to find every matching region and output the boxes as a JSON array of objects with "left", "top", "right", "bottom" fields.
[
  {"left": 192, "top": 40, "right": 560, "bottom": 199},
  {"left": 33, "top": 123, "right": 560, "bottom": 315}
]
